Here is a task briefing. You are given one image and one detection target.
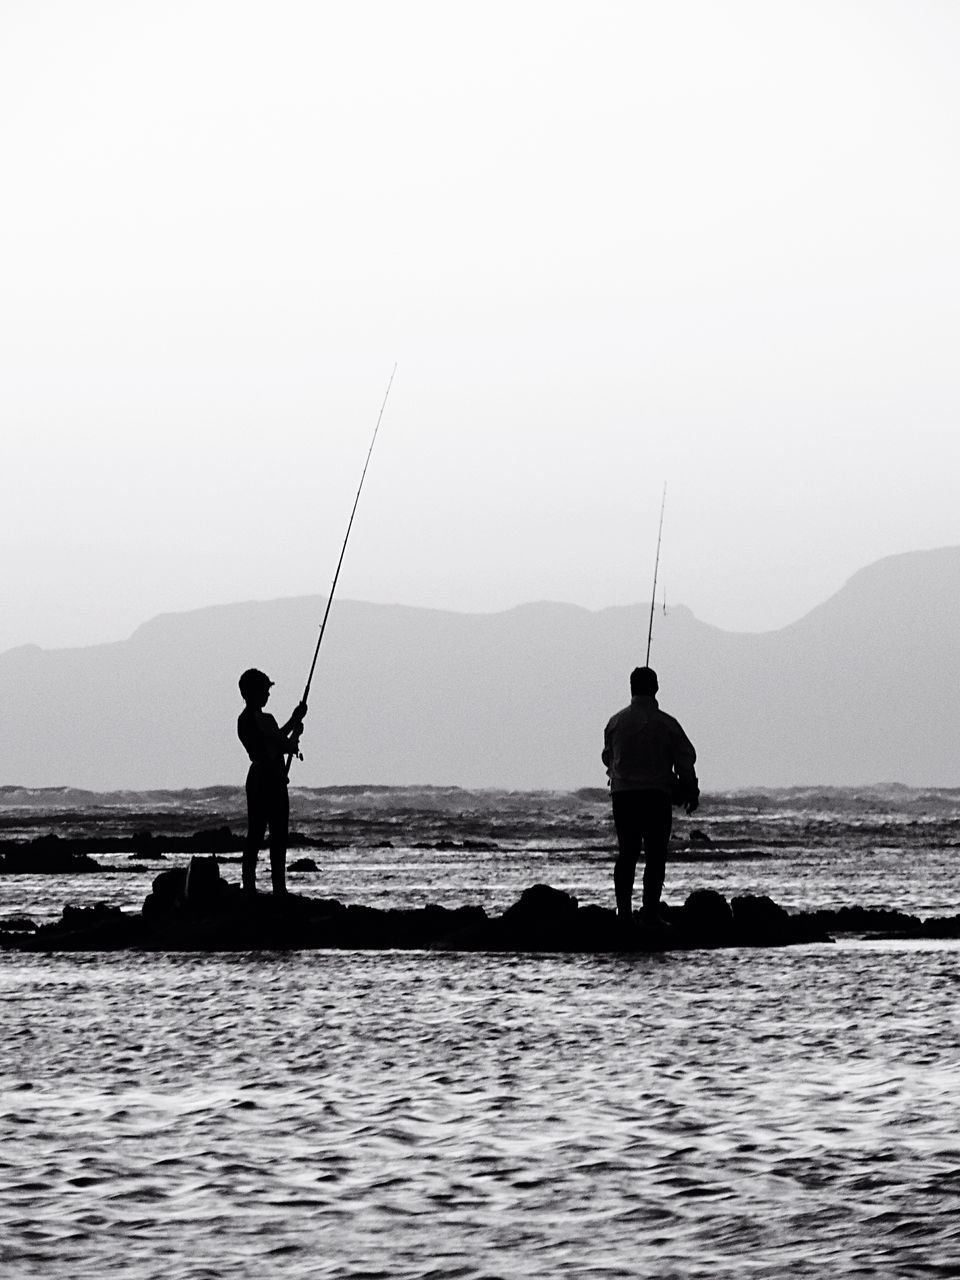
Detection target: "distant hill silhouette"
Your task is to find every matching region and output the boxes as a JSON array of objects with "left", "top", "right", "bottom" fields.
[{"left": 3, "top": 547, "right": 960, "bottom": 789}]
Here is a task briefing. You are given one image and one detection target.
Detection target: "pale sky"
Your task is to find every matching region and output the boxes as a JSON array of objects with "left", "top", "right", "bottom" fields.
[{"left": 3, "top": 0, "right": 959, "bottom": 654}]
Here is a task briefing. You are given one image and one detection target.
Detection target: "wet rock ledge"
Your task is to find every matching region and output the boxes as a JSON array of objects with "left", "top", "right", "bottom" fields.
[{"left": 2, "top": 857, "right": 958, "bottom": 954}]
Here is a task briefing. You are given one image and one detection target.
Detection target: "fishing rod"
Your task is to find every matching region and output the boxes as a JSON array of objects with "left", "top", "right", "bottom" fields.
[
  {"left": 286, "top": 363, "right": 397, "bottom": 775},
  {"left": 645, "top": 483, "right": 666, "bottom": 665}
]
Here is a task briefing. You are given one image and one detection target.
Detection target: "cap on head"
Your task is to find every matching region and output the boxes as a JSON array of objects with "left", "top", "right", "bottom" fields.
[
  {"left": 630, "top": 665, "right": 659, "bottom": 696},
  {"left": 239, "top": 668, "right": 273, "bottom": 699}
]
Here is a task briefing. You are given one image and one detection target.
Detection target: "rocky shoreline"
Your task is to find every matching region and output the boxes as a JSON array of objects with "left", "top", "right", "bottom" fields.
[
  {"left": 3, "top": 855, "right": 959, "bottom": 954},
  {"left": 0, "top": 827, "right": 320, "bottom": 871},
  {"left": 0, "top": 825, "right": 769, "bottom": 874}
]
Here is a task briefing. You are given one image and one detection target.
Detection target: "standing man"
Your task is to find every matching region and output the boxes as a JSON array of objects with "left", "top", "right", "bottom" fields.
[
  {"left": 237, "top": 668, "right": 307, "bottom": 897},
  {"left": 602, "top": 666, "right": 699, "bottom": 925}
]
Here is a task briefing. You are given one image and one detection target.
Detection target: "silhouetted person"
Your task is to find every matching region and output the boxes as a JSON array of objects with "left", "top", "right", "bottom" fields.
[
  {"left": 237, "top": 668, "right": 307, "bottom": 897},
  {"left": 602, "top": 665, "right": 699, "bottom": 925}
]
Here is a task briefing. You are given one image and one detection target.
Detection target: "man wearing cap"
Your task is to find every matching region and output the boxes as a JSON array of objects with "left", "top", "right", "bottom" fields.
[
  {"left": 602, "top": 665, "right": 699, "bottom": 925},
  {"left": 237, "top": 668, "right": 308, "bottom": 896}
]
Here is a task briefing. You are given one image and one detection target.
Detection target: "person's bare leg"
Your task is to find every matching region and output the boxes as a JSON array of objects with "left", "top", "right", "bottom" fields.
[
  {"left": 243, "top": 785, "right": 268, "bottom": 894},
  {"left": 269, "top": 785, "right": 290, "bottom": 896}
]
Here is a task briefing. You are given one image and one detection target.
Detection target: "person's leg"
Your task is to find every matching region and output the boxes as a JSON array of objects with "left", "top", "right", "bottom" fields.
[
  {"left": 640, "top": 792, "right": 673, "bottom": 916},
  {"left": 268, "top": 783, "right": 290, "bottom": 896},
  {"left": 612, "top": 792, "right": 643, "bottom": 919},
  {"left": 243, "top": 773, "right": 268, "bottom": 893}
]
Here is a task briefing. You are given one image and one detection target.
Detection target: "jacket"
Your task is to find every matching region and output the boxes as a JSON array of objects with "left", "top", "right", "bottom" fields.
[{"left": 602, "top": 694, "right": 699, "bottom": 800}]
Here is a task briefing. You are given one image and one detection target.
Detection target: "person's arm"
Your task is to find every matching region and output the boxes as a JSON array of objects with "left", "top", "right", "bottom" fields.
[
  {"left": 602, "top": 722, "right": 614, "bottom": 785},
  {"left": 671, "top": 723, "right": 700, "bottom": 813}
]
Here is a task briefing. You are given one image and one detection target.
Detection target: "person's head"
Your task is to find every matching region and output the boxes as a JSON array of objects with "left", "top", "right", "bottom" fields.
[
  {"left": 239, "top": 667, "right": 273, "bottom": 706},
  {"left": 630, "top": 666, "right": 658, "bottom": 697}
]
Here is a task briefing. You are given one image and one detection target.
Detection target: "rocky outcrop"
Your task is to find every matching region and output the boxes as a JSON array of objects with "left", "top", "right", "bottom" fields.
[
  {"left": 3, "top": 859, "right": 958, "bottom": 954},
  {"left": 0, "top": 859, "right": 824, "bottom": 953}
]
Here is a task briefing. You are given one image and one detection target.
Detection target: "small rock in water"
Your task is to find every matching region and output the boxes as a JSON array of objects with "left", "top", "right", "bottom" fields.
[
  {"left": 0, "top": 845, "right": 102, "bottom": 874},
  {"left": 289, "top": 857, "right": 318, "bottom": 872}
]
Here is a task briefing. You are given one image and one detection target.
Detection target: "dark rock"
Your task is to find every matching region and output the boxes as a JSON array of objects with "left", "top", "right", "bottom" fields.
[
  {"left": 429, "top": 904, "right": 492, "bottom": 950},
  {"left": 145, "top": 857, "right": 242, "bottom": 924},
  {"left": 186, "top": 826, "right": 238, "bottom": 852},
  {"left": 287, "top": 830, "right": 324, "bottom": 848},
  {"left": 681, "top": 889, "right": 734, "bottom": 942},
  {"left": 0, "top": 846, "right": 102, "bottom": 874},
  {"left": 380, "top": 903, "right": 488, "bottom": 949},
  {"left": 572, "top": 903, "right": 620, "bottom": 951},
  {"left": 184, "top": 855, "right": 221, "bottom": 909},
  {"left": 132, "top": 829, "right": 159, "bottom": 855},
  {"left": 0, "top": 827, "right": 248, "bottom": 864},
  {"left": 31, "top": 902, "right": 146, "bottom": 951},
  {"left": 0, "top": 915, "right": 38, "bottom": 932},
  {"left": 797, "top": 905, "right": 921, "bottom": 934},
  {"left": 61, "top": 902, "right": 126, "bottom": 928},
  {"left": 731, "top": 895, "right": 833, "bottom": 946},
  {"left": 152, "top": 866, "right": 188, "bottom": 901},
  {"left": 289, "top": 857, "right": 318, "bottom": 872},
  {"left": 1, "top": 876, "right": 837, "bottom": 955},
  {"left": 501, "top": 883, "right": 578, "bottom": 925},
  {"left": 142, "top": 866, "right": 187, "bottom": 919},
  {"left": 496, "top": 884, "right": 580, "bottom": 950},
  {"left": 915, "top": 914, "right": 960, "bottom": 939},
  {"left": 731, "top": 894, "right": 792, "bottom": 944},
  {"left": 688, "top": 828, "right": 713, "bottom": 845},
  {"left": 302, "top": 896, "right": 347, "bottom": 917}
]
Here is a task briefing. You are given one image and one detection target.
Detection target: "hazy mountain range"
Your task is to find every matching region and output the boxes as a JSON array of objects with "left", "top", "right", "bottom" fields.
[{"left": 3, "top": 547, "right": 960, "bottom": 791}]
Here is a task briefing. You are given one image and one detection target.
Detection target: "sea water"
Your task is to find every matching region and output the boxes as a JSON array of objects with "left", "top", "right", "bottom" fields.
[{"left": 2, "top": 787, "right": 960, "bottom": 1277}]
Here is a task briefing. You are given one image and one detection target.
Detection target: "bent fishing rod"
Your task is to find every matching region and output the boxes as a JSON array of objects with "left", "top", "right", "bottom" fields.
[
  {"left": 645, "top": 483, "right": 666, "bottom": 665},
  {"left": 286, "top": 363, "right": 397, "bottom": 776}
]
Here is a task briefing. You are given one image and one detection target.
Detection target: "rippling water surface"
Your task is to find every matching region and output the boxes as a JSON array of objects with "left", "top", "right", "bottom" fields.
[
  {"left": 2, "top": 786, "right": 960, "bottom": 1276},
  {"left": 3, "top": 946, "right": 960, "bottom": 1278}
]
